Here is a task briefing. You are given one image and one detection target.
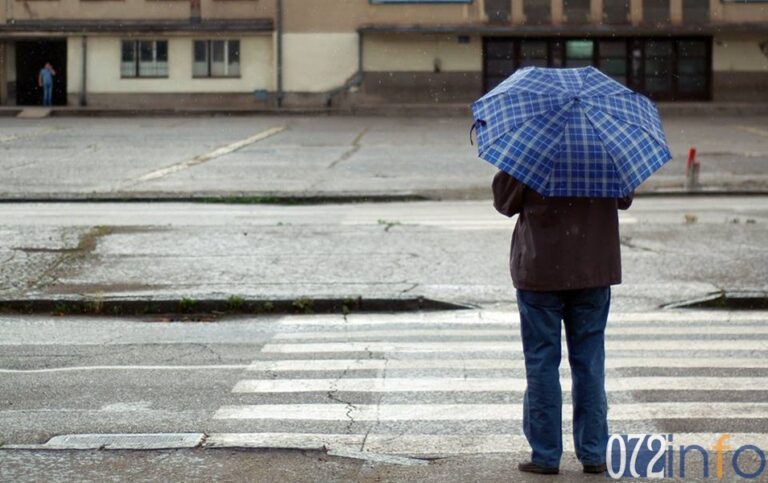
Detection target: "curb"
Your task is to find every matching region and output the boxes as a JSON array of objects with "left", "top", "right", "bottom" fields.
[
  {"left": 0, "top": 296, "right": 471, "bottom": 318},
  {"left": 3, "top": 102, "right": 768, "bottom": 118},
  {"left": 0, "top": 190, "right": 766, "bottom": 204}
]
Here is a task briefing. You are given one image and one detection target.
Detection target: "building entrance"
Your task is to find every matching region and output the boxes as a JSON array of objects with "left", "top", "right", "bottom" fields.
[{"left": 15, "top": 39, "right": 67, "bottom": 106}]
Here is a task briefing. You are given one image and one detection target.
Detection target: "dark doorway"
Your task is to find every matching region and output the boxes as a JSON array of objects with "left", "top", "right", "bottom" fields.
[{"left": 15, "top": 39, "right": 67, "bottom": 106}]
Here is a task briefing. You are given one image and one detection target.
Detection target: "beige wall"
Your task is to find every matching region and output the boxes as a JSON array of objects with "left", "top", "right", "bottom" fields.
[
  {"left": 10, "top": 0, "right": 189, "bottom": 21},
  {"left": 713, "top": 34, "right": 768, "bottom": 72},
  {"left": 67, "top": 35, "right": 273, "bottom": 95},
  {"left": 8, "top": 0, "right": 273, "bottom": 22},
  {"left": 283, "top": 0, "right": 484, "bottom": 33},
  {"left": 712, "top": 0, "right": 768, "bottom": 22},
  {"left": 282, "top": 32, "right": 358, "bottom": 92},
  {"left": 201, "top": 0, "right": 275, "bottom": 20},
  {"left": 363, "top": 33, "right": 481, "bottom": 72}
]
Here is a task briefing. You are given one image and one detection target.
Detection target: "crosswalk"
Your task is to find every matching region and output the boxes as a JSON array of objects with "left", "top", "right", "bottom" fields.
[{"left": 211, "top": 309, "right": 768, "bottom": 456}]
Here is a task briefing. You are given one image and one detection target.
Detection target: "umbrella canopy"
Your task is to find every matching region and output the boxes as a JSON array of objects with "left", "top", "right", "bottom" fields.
[{"left": 471, "top": 66, "right": 672, "bottom": 197}]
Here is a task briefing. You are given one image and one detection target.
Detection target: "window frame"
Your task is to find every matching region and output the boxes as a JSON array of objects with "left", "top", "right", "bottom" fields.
[
  {"left": 120, "top": 39, "right": 169, "bottom": 79},
  {"left": 192, "top": 39, "right": 242, "bottom": 79}
]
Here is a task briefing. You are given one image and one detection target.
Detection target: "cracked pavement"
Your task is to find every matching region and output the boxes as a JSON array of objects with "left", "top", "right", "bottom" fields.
[{"left": 0, "top": 198, "right": 766, "bottom": 310}]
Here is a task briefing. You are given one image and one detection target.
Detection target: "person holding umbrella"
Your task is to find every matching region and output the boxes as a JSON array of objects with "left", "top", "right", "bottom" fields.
[{"left": 471, "top": 67, "right": 672, "bottom": 475}]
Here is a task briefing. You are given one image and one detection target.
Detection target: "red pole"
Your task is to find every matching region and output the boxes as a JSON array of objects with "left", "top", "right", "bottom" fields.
[{"left": 686, "top": 147, "right": 697, "bottom": 171}]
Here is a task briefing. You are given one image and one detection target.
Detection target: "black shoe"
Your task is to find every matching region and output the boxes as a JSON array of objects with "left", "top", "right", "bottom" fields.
[
  {"left": 518, "top": 461, "right": 559, "bottom": 475},
  {"left": 582, "top": 463, "right": 607, "bottom": 474}
]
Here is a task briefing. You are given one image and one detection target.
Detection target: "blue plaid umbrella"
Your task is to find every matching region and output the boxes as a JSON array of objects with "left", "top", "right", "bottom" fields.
[{"left": 471, "top": 66, "right": 672, "bottom": 197}]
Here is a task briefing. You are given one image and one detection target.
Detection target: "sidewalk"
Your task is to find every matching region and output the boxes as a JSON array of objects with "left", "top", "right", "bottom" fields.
[{"left": 1, "top": 198, "right": 765, "bottom": 312}]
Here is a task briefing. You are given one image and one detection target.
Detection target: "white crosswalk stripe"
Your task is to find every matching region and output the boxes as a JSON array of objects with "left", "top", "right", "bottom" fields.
[
  {"left": 231, "top": 376, "right": 768, "bottom": 393},
  {"left": 214, "top": 310, "right": 768, "bottom": 456}
]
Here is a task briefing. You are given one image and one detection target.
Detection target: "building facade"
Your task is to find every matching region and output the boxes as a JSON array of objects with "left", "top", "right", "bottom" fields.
[{"left": 0, "top": 0, "right": 766, "bottom": 108}]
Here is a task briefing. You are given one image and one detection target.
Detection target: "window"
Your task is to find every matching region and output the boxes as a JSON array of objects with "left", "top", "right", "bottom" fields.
[
  {"left": 597, "top": 40, "right": 627, "bottom": 85},
  {"left": 193, "top": 40, "right": 240, "bottom": 78},
  {"left": 564, "top": 0, "right": 591, "bottom": 24},
  {"left": 682, "top": 0, "right": 709, "bottom": 23},
  {"left": 644, "top": 40, "right": 674, "bottom": 95},
  {"left": 565, "top": 40, "right": 594, "bottom": 67},
  {"left": 603, "top": 0, "right": 630, "bottom": 23},
  {"left": 121, "top": 40, "right": 168, "bottom": 78},
  {"left": 643, "top": 0, "right": 671, "bottom": 23},
  {"left": 524, "top": 0, "right": 551, "bottom": 24},
  {"left": 485, "top": 0, "right": 511, "bottom": 22}
]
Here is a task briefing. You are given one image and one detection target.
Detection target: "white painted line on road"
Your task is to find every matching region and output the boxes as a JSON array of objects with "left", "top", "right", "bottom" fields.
[
  {"left": 272, "top": 329, "right": 516, "bottom": 340},
  {"left": 261, "top": 339, "right": 768, "bottom": 353},
  {"left": 735, "top": 125, "right": 768, "bottom": 138},
  {"left": 232, "top": 377, "right": 768, "bottom": 393},
  {"left": 3, "top": 356, "right": 766, "bottom": 375},
  {"left": 134, "top": 125, "right": 286, "bottom": 182},
  {"left": 276, "top": 311, "right": 768, "bottom": 326},
  {"left": 213, "top": 402, "right": 768, "bottom": 421},
  {"left": 0, "top": 364, "right": 250, "bottom": 374},
  {"left": 273, "top": 326, "right": 768, "bottom": 340},
  {"left": 246, "top": 357, "right": 768, "bottom": 372}
]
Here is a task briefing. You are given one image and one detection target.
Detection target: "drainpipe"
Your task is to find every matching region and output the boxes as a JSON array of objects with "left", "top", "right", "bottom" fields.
[
  {"left": 79, "top": 36, "right": 87, "bottom": 106},
  {"left": 276, "top": 0, "right": 283, "bottom": 108}
]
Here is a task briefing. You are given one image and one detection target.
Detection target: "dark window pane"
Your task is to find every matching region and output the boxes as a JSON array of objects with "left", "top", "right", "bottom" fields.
[
  {"left": 121, "top": 41, "right": 136, "bottom": 77},
  {"left": 524, "top": 0, "right": 551, "bottom": 24},
  {"left": 139, "top": 41, "right": 154, "bottom": 62},
  {"left": 486, "top": 59, "right": 516, "bottom": 76},
  {"left": 601, "top": 58, "right": 627, "bottom": 76},
  {"left": 645, "top": 40, "right": 673, "bottom": 56},
  {"left": 678, "top": 75, "right": 706, "bottom": 94},
  {"left": 485, "top": 0, "right": 511, "bottom": 22},
  {"left": 228, "top": 41, "right": 240, "bottom": 64},
  {"left": 678, "top": 40, "right": 707, "bottom": 57},
  {"left": 645, "top": 58, "right": 671, "bottom": 76},
  {"left": 155, "top": 41, "right": 168, "bottom": 62},
  {"left": 643, "top": 0, "right": 670, "bottom": 23},
  {"left": 520, "top": 40, "right": 547, "bottom": 59},
  {"left": 486, "top": 41, "right": 515, "bottom": 59},
  {"left": 564, "top": 0, "right": 591, "bottom": 24},
  {"left": 604, "top": 0, "right": 630, "bottom": 23},
  {"left": 194, "top": 41, "right": 207, "bottom": 62},
  {"left": 599, "top": 40, "right": 626, "bottom": 57},
  {"left": 228, "top": 40, "right": 240, "bottom": 76},
  {"left": 678, "top": 58, "right": 707, "bottom": 76},
  {"left": 682, "top": 0, "right": 709, "bottom": 23},
  {"left": 121, "top": 41, "right": 135, "bottom": 62},
  {"left": 645, "top": 76, "right": 672, "bottom": 93}
]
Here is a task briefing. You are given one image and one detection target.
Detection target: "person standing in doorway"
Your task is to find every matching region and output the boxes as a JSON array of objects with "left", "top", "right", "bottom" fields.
[
  {"left": 38, "top": 62, "right": 56, "bottom": 107},
  {"left": 492, "top": 170, "right": 633, "bottom": 476}
]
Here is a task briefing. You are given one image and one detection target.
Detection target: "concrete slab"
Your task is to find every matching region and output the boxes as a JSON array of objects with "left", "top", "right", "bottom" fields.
[{"left": 16, "top": 108, "right": 52, "bottom": 119}]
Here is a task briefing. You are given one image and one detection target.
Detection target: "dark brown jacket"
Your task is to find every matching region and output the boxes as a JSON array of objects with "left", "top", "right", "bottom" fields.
[{"left": 492, "top": 171, "right": 633, "bottom": 292}]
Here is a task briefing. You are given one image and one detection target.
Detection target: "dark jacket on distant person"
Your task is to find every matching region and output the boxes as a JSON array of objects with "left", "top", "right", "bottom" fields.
[{"left": 492, "top": 170, "right": 633, "bottom": 292}]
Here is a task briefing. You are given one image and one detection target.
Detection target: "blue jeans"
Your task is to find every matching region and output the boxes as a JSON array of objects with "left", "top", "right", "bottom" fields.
[
  {"left": 43, "top": 83, "right": 53, "bottom": 106},
  {"left": 516, "top": 287, "right": 610, "bottom": 468}
]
